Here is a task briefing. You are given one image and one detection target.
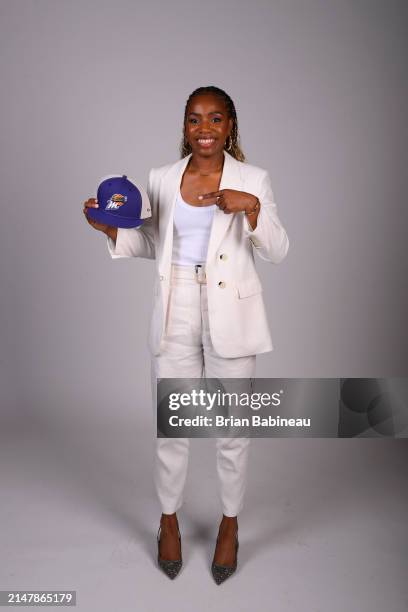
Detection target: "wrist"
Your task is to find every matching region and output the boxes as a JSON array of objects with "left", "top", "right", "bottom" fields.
[
  {"left": 105, "top": 226, "right": 117, "bottom": 240},
  {"left": 245, "top": 197, "right": 260, "bottom": 216}
]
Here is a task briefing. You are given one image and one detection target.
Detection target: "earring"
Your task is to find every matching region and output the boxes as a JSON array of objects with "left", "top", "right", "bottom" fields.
[{"left": 225, "top": 136, "right": 232, "bottom": 151}]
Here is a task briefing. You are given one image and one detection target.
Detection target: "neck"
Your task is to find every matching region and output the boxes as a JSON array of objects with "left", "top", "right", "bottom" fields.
[{"left": 188, "top": 151, "right": 225, "bottom": 174}]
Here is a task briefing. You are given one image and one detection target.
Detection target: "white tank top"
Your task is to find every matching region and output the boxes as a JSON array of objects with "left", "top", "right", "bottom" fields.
[{"left": 172, "top": 190, "right": 216, "bottom": 265}]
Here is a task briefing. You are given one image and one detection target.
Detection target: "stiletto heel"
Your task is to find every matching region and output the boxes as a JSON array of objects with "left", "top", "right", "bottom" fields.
[
  {"left": 157, "top": 523, "right": 183, "bottom": 580},
  {"left": 211, "top": 529, "right": 239, "bottom": 585}
]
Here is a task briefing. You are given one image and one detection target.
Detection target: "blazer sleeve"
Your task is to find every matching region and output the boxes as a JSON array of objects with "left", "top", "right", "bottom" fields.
[
  {"left": 106, "top": 168, "right": 156, "bottom": 260},
  {"left": 243, "top": 169, "right": 289, "bottom": 263}
]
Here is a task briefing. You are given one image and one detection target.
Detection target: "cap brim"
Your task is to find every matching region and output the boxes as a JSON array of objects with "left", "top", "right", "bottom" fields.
[{"left": 86, "top": 207, "right": 145, "bottom": 228}]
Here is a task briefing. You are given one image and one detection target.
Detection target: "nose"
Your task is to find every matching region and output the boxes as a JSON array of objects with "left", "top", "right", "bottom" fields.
[{"left": 198, "top": 117, "right": 214, "bottom": 132}]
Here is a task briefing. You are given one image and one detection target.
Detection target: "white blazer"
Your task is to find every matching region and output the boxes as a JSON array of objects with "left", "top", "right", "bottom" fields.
[{"left": 107, "top": 150, "right": 289, "bottom": 358}]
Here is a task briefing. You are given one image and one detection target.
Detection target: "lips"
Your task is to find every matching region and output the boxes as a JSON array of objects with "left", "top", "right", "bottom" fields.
[{"left": 197, "top": 137, "right": 216, "bottom": 148}]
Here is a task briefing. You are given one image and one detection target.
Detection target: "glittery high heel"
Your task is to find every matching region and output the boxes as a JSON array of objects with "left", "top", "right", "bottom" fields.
[
  {"left": 157, "top": 523, "right": 182, "bottom": 580},
  {"left": 211, "top": 529, "right": 239, "bottom": 585}
]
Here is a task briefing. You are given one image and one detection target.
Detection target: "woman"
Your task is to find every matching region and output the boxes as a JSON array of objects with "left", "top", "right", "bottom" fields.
[{"left": 83, "top": 85, "right": 289, "bottom": 584}]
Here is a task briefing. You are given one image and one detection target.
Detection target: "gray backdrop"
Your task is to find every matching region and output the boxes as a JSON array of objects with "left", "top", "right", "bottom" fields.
[{"left": 1, "top": 1, "right": 407, "bottom": 610}]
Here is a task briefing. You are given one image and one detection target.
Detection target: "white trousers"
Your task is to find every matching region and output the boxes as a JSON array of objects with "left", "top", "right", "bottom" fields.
[{"left": 150, "top": 263, "right": 256, "bottom": 517}]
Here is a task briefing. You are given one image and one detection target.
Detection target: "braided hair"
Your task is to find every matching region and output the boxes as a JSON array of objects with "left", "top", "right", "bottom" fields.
[{"left": 180, "top": 85, "right": 245, "bottom": 162}]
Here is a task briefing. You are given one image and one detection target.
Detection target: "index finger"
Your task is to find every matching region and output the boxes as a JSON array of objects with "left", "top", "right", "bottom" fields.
[{"left": 198, "top": 190, "right": 224, "bottom": 200}]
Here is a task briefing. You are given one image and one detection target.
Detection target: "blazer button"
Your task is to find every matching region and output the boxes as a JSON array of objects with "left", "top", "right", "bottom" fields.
[
  {"left": 219, "top": 253, "right": 228, "bottom": 261},
  {"left": 159, "top": 275, "right": 164, "bottom": 281},
  {"left": 218, "top": 281, "right": 226, "bottom": 288}
]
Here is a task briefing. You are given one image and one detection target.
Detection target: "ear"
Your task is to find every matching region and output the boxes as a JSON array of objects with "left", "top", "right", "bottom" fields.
[{"left": 228, "top": 117, "right": 233, "bottom": 135}]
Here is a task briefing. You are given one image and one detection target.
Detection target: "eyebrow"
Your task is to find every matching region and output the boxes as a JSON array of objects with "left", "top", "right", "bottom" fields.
[{"left": 187, "top": 111, "right": 224, "bottom": 116}]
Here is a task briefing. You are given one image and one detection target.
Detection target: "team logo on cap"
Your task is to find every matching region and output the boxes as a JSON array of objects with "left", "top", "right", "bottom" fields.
[{"left": 105, "top": 194, "right": 127, "bottom": 210}]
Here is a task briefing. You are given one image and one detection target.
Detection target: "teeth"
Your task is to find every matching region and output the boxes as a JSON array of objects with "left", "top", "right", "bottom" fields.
[{"left": 198, "top": 138, "right": 215, "bottom": 143}]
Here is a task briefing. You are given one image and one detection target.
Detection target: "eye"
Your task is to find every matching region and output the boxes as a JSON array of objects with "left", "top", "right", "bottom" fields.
[
  {"left": 212, "top": 117, "right": 222, "bottom": 123},
  {"left": 188, "top": 117, "right": 199, "bottom": 124}
]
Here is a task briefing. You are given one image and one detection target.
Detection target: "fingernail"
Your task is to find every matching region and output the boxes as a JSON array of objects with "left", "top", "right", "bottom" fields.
[{"left": 198, "top": 195, "right": 203, "bottom": 200}]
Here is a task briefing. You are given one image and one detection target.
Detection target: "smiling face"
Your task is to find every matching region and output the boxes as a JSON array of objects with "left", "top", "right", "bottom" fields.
[{"left": 184, "top": 93, "right": 233, "bottom": 158}]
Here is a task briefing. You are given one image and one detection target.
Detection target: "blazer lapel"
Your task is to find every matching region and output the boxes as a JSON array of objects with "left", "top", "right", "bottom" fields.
[
  {"left": 157, "top": 150, "right": 243, "bottom": 274},
  {"left": 157, "top": 154, "right": 191, "bottom": 268},
  {"left": 206, "top": 150, "right": 243, "bottom": 263}
]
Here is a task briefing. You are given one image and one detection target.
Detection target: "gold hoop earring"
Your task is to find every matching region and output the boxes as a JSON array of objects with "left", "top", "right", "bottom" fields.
[{"left": 225, "top": 136, "right": 232, "bottom": 151}]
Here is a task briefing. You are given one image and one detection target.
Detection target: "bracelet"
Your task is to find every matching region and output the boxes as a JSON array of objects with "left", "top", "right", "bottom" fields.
[{"left": 245, "top": 198, "right": 260, "bottom": 216}]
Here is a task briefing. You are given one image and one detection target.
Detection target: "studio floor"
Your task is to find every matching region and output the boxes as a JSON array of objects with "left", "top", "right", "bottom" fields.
[{"left": 1, "top": 414, "right": 407, "bottom": 612}]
